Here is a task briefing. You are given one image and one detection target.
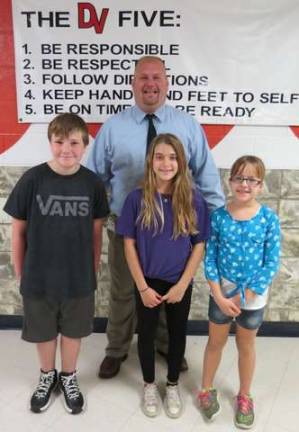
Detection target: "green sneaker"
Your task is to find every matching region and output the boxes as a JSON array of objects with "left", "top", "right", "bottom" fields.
[
  {"left": 235, "top": 393, "right": 254, "bottom": 429},
  {"left": 197, "top": 388, "right": 220, "bottom": 421}
]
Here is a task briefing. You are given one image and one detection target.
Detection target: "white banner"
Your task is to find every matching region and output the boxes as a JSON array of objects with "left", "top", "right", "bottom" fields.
[{"left": 12, "top": 0, "right": 299, "bottom": 125}]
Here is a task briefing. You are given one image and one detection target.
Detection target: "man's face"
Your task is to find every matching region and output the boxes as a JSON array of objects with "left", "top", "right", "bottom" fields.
[{"left": 132, "top": 59, "right": 169, "bottom": 113}]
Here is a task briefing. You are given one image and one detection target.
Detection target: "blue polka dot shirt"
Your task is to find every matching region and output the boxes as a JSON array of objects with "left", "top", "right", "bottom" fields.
[{"left": 204, "top": 205, "right": 280, "bottom": 306}]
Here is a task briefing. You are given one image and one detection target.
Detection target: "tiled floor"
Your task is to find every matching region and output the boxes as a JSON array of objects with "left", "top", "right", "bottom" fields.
[{"left": 0, "top": 330, "right": 298, "bottom": 432}]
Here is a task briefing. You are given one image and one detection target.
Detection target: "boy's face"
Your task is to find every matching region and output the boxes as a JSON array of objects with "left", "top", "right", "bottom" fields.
[{"left": 49, "top": 131, "right": 86, "bottom": 174}]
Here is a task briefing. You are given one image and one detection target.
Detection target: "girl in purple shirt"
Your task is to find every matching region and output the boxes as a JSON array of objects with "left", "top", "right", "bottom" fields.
[{"left": 117, "top": 133, "right": 210, "bottom": 418}]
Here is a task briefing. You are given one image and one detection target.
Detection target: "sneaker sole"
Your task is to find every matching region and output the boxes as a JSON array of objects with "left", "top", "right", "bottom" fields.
[
  {"left": 61, "top": 394, "right": 86, "bottom": 415},
  {"left": 208, "top": 404, "right": 221, "bottom": 422},
  {"left": 234, "top": 418, "right": 254, "bottom": 430},
  {"left": 29, "top": 382, "right": 58, "bottom": 413},
  {"left": 30, "top": 398, "right": 52, "bottom": 413},
  {"left": 164, "top": 400, "right": 183, "bottom": 419},
  {"left": 141, "top": 405, "right": 161, "bottom": 418},
  {"left": 59, "top": 384, "right": 86, "bottom": 415}
]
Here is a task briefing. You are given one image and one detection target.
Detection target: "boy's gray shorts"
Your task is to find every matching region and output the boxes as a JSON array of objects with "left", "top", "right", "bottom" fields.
[{"left": 22, "top": 293, "right": 95, "bottom": 342}]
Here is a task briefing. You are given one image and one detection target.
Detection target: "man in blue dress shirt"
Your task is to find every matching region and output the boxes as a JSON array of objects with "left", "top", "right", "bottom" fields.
[{"left": 87, "top": 55, "right": 224, "bottom": 378}]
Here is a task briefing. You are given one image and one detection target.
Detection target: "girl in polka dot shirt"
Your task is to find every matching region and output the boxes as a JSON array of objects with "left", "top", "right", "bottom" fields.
[{"left": 198, "top": 155, "right": 280, "bottom": 429}]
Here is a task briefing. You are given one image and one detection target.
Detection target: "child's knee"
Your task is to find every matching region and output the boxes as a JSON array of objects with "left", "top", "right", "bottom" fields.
[{"left": 207, "top": 336, "right": 227, "bottom": 352}]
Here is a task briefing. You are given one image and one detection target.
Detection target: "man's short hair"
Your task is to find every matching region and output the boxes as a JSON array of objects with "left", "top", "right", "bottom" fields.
[{"left": 134, "top": 55, "right": 165, "bottom": 73}]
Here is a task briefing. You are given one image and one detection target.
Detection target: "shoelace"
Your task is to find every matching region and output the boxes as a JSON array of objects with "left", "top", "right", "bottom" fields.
[
  {"left": 144, "top": 384, "right": 158, "bottom": 405},
  {"left": 60, "top": 374, "right": 80, "bottom": 400},
  {"left": 198, "top": 390, "right": 212, "bottom": 408},
  {"left": 166, "top": 386, "right": 180, "bottom": 405},
  {"left": 34, "top": 372, "right": 55, "bottom": 399},
  {"left": 237, "top": 394, "right": 253, "bottom": 415}
]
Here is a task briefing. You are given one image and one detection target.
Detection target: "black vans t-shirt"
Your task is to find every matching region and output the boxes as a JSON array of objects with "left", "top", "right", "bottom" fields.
[{"left": 4, "top": 163, "right": 109, "bottom": 300}]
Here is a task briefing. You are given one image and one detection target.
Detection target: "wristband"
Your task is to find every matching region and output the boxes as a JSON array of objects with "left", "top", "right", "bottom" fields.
[{"left": 139, "top": 287, "right": 149, "bottom": 293}]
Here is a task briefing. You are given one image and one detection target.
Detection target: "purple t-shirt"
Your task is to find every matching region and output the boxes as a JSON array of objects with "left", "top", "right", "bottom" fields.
[{"left": 117, "top": 188, "right": 210, "bottom": 283}]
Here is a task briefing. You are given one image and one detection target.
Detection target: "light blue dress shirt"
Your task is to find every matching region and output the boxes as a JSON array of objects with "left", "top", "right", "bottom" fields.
[
  {"left": 204, "top": 205, "right": 281, "bottom": 309},
  {"left": 86, "top": 104, "right": 224, "bottom": 216}
]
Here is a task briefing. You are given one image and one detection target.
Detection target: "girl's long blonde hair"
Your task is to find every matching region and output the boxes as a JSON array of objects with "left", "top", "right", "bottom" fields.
[{"left": 139, "top": 133, "right": 198, "bottom": 238}]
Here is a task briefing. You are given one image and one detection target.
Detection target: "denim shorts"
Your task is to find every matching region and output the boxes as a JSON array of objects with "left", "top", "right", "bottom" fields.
[{"left": 208, "top": 296, "right": 264, "bottom": 330}]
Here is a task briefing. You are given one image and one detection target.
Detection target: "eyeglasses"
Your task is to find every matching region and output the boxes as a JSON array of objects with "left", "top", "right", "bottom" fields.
[{"left": 230, "top": 176, "right": 262, "bottom": 186}]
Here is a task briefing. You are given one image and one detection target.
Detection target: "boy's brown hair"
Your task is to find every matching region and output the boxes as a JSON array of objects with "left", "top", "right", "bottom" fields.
[
  {"left": 47, "top": 113, "right": 89, "bottom": 146},
  {"left": 230, "top": 155, "right": 266, "bottom": 180}
]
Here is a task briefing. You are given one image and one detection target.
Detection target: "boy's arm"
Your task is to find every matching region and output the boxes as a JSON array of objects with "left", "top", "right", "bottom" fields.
[
  {"left": 124, "top": 238, "right": 162, "bottom": 308},
  {"left": 11, "top": 218, "right": 27, "bottom": 280},
  {"left": 93, "top": 218, "right": 105, "bottom": 273},
  {"left": 162, "top": 242, "right": 204, "bottom": 303}
]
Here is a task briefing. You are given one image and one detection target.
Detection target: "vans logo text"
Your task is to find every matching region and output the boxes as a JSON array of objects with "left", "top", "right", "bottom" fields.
[{"left": 36, "top": 195, "right": 90, "bottom": 216}]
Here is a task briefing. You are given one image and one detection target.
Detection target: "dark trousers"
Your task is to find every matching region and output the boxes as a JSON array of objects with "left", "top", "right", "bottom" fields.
[
  {"left": 135, "top": 278, "right": 192, "bottom": 383},
  {"left": 105, "top": 229, "right": 171, "bottom": 357}
]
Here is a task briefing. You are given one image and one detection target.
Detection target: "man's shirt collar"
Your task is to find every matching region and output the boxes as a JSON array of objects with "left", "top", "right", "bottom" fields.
[{"left": 132, "top": 104, "right": 166, "bottom": 124}]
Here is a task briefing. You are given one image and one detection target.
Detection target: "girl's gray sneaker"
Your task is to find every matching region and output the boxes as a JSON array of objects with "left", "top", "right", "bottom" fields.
[
  {"left": 164, "top": 384, "right": 183, "bottom": 418},
  {"left": 142, "top": 383, "right": 161, "bottom": 417}
]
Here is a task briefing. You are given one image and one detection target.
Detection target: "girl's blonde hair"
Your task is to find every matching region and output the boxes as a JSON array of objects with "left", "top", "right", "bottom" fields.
[
  {"left": 230, "top": 155, "right": 266, "bottom": 180},
  {"left": 139, "top": 133, "right": 198, "bottom": 238}
]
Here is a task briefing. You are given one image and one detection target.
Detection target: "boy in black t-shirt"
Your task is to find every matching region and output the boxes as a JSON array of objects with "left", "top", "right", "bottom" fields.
[{"left": 4, "top": 113, "right": 109, "bottom": 414}]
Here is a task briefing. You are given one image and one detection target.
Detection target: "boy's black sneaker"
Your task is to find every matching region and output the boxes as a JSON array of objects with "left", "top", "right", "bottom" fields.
[
  {"left": 30, "top": 369, "right": 58, "bottom": 413},
  {"left": 59, "top": 371, "right": 85, "bottom": 414}
]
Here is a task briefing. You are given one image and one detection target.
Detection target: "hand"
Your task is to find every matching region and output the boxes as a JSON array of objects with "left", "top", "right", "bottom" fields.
[
  {"left": 162, "top": 283, "right": 185, "bottom": 304},
  {"left": 230, "top": 293, "right": 241, "bottom": 307},
  {"left": 140, "top": 287, "right": 162, "bottom": 308},
  {"left": 216, "top": 296, "right": 241, "bottom": 317}
]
